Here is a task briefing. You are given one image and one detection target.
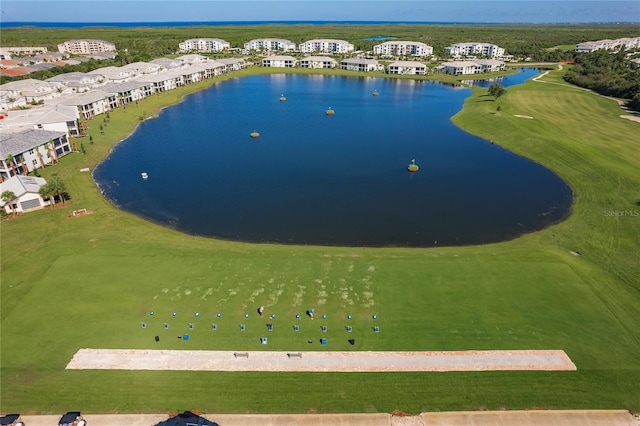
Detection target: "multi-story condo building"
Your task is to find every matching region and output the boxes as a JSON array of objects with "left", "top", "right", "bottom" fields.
[
  {"left": 575, "top": 37, "right": 640, "bottom": 53},
  {"left": 299, "top": 56, "right": 338, "bottom": 69},
  {"left": 373, "top": 41, "right": 433, "bottom": 57},
  {"left": 444, "top": 42, "right": 505, "bottom": 58},
  {"left": 439, "top": 59, "right": 505, "bottom": 75},
  {"left": 178, "top": 38, "right": 231, "bottom": 53},
  {"left": 0, "top": 129, "right": 71, "bottom": 181},
  {"left": 57, "top": 39, "right": 116, "bottom": 55},
  {"left": 298, "top": 39, "right": 354, "bottom": 54},
  {"left": 244, "top": 38, "right": 296, "bottom": 52},
  {"left": 262, "top": 55, "right": 297, "bottom": 68},
  {"left": 387, "top": 61, "right": 427, "bottom": 75},
  {"left": 340, "top": 58, "right": 384, "bottom": 72}
]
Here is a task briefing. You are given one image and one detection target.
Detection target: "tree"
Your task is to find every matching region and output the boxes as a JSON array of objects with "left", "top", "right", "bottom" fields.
[
  {"left": 488, "top": 83, "right": 506, "bottom": 100},
  {"left": 5, "top": 154, "right": 18, "bottom": 177},
  {"left": 38, "top": 182, "right": 53, "bottom": 206},
  {"left": 1, "top": 190, "right": 18, "bottom": 215},
  {"left": 46, "top": 140, "right": 58, "bottom": 164},
  {"left": 36, "top": 147, "right": 45, "bottom": 169},
  {"left": 48, "top": 176, "right": 68, "bottom": 206}
]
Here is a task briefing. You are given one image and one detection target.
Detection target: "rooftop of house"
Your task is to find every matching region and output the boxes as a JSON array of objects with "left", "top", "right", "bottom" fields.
[
  {"left": 0, "top": 175, "right": 48, "bottom": 205},
  {"left": 389, "top": 60, "right": 427, "bottom": 67},
  {"left": 0, "top": 128, "right": 67, "bottom": 158}
]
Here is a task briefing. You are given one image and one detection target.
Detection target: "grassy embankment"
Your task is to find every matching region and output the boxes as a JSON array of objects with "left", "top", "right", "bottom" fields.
[{"left": 1, "top": 66, "right": 639, "bottom": 414}]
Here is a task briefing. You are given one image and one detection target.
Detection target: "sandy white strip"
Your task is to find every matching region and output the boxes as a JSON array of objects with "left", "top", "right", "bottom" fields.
[{"left": 66, "top": 349, "right": 575, "bottom": 372}]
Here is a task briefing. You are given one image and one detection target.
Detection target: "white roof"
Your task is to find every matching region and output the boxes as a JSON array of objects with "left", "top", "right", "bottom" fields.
[
  {"left": 0, "top": 175, "right": 47, "bottom": 205},
  {"left": 0, "top": 105, "right": 78, "bottom": 133},
  {"left": 441, "top": 61, "right": 478, "bottom": 67},
  {"left": 0, "top": 79, "right": 60, "bottom": 94},
  {"left": 342, "top": 58, "right": 380, "bottom": 65},
  {"left": 301, "top": 56, "right": 337, "bottom": 62},
  {"left": 264, "top": 55, "right": 297, "bottom": 61},
  {"left": 54, "top": 90, "right": 113, "bottom": 106},
  {"left": 389, "top": 61, "right": 426, "bottom": 67}
]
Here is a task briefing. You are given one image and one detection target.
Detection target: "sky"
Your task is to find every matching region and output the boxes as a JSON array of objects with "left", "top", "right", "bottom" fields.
[{"left": 0, "top": 1, "right": 639, "bottom": 24}]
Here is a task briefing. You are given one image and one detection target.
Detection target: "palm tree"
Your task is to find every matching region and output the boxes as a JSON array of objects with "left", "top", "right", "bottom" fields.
[
  {"left": 17, "top": 155, "right": 28, "bottom": 175},
  {"left": 5, "top": 154, "right": 18, "bottom": 177},
  {"left": 48, "top": 176, "right": 67, "bottom": 205},
  {"left": 38, "top": 182, "right": 54, "bottom": 207},
  {"left": 46, "top": 140, "right": 58, "bottom": 164},
  {"left": 1, "top": 190, "right": 18, "bottom": 215},
  {"left": 36, "top": 146, "right": 45, "bottom": 169}
]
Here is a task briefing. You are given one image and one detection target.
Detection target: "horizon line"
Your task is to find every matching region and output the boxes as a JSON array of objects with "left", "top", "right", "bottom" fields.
[{"left": 3, "top": 20, "right": 639, "bottom": 25}]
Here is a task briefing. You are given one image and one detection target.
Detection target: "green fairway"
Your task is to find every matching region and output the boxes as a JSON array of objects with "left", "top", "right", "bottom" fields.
[{"left": 2, "top": 65, "right": 639, "bottom": 414}]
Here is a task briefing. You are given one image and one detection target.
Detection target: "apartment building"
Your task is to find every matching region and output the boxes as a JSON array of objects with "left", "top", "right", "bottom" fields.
[
  {"left": 387, "top": 61, "right": 428, "bottom": 75},
  {"left": 374, "top": 41, "right": 433, "bottom": 57},
  {"left": 299, "top": 56, "right": 338, "bottom": 69},
  {"left": 0, "top": 129, "right": 71, "bottom": 180},
  {"left": 262, "top": 55, "right": 297, "bottom": 68},
  {"left": 178, "top": 38, "right": 231, "bottom": 53},
  {"left": 298, "top": 39, "right": 354, "bottom": 54},
  {"left": 439, "top": 59, "right": 505, "bottom": 75},
  {"left": 444, "top": 43, "right": 505, "bottom": 58},
  {"left": 575, "top": 37, "right": 640, "bottom": 53},
  {"left": 244, "top": 38, "right": 296, "bottom": 52},
  {"left": 340, "top": 58, "right": 384, "bottom": 72},
  {"left": 57, "top": 39, "right": 116, "bottom": 55}
]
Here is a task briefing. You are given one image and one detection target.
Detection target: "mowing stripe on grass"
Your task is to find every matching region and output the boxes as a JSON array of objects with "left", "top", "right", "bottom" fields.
[{"left": 66, "top": 349, "right": 576, "bottom": 372}]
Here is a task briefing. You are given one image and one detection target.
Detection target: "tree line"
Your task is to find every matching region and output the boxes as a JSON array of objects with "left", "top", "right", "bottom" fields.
[{"left": 563, "top": 48, "right": 640, "bottom": 110}]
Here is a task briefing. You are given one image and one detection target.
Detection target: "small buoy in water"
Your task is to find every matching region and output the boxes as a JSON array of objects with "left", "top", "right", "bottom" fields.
[
  {"left": 407, "top": 159, "right": 419, "bottom": 172},
  {"left": 373, "top": 90, "right": 379, "bottom": 96},
  {"left": 325, "top": 107, "right": 335, "bottom": 116},
  {"left": 250, "top": 130, "right": 260, "bottom": 138},
  {"left": 279, "top": 94, "right": 286, "bottom": 101}
]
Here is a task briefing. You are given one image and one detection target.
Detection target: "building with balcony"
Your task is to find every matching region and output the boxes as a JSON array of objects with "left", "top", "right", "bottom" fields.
[
  {"left": 299, "top": 56, "right": 338, "bottom": 69},
  {"left": 438, "top": 59, "right": 505, "bottom": 75},
  {"left": 178, "top": 38, "right": 231, "bottom": 53},
  {"left": 298, "top": 39, "right": 354, "bottom": 54},
  {"left": 262, "top": 55, "right": 297, "bottom": 68},
  {"left": 244, "top": 38, "right": 296, "bottom": 52},
  {"left": 340, "top": 58, "right": 384, "bottom": 72},
  {"left": 444, "top": 43, "right": 505, "bottom": 58},
  {"left": 57, "top": 39, "right": 116, "bottom": 55},
  {"left": 374, "top": 41, "right": 433, "bottom": 57},
  {"left": 0, "top": 129, "right": 71, "bottom": 181},
  {"left": 387, "top": 61, "right": 428, "bottom": 75}
]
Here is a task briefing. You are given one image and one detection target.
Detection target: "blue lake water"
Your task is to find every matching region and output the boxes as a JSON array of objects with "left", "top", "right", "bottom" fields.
[{"left": 94, "top": 68, "right": 572, "bottom": 247}]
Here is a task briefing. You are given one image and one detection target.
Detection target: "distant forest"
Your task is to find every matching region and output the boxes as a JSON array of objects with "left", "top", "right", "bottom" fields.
[
  {"left": 563, "top": 49, "right": 640, "bottom": 110},
  {"left": 2, "top": 23, "right": 639, "bottom": 106},
  {"left": 1, "top": 23, "right": 636, "bottom": 60}
]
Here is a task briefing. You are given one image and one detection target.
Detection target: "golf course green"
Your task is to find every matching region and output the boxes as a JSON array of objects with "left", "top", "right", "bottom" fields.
[{"left": 1, "top": 65, "right": 639, "bottom": 414}]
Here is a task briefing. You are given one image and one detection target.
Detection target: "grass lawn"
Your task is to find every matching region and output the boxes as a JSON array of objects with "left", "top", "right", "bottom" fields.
[{"left": 1, "top": 66, "right": 639, "bottom": 414}]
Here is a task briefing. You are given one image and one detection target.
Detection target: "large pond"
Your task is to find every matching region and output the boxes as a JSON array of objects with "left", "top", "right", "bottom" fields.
[{"left": 94, "top": 68, "right": 572, "bottom": 247}]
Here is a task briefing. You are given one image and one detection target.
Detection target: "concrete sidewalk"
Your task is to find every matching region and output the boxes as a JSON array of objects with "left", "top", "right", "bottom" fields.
[
  {"left": 66, "top": 349, "right": 576, "bottom": 372},
  {"left": 18, "top": 410, "right": 637, "bottom": 426}
]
